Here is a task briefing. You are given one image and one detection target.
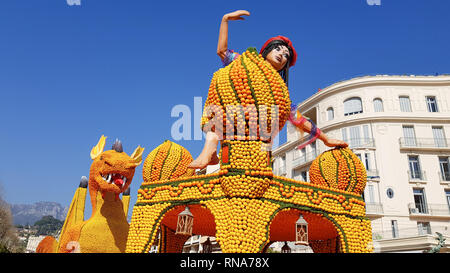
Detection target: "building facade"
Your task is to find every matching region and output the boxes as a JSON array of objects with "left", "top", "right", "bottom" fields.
[{"left": 272, "top": 75, "right": 450, "bottom": 253}]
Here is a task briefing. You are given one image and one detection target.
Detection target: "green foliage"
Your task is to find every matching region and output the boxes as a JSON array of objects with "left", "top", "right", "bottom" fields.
[
  {"left": 0, "top": 244, "right": 11, "bottom": 253},
  {"left": 266, "top": 247, "right": 280, "bottom": 253},
  {"left": 34, "top": 216, "right": 63, "bottom": 236}
]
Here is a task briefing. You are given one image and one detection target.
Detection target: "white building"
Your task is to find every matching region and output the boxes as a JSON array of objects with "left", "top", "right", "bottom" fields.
[
  {"left": 25, "top": 235, "right": 47, "bottom": 253},
  {"left": 272, "top": 74, "right": 450, "bottom": 253},
  {"left": 182, "top": 235, "right": 221, "bottom": 253}
]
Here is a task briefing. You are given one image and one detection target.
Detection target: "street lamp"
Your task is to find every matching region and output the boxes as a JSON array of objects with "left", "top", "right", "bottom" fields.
[
  {"left": 295, "top": 214, "right": 308, "bottom": 246},
  {"left": 176, "top": 206, "right": 194, "bottom": 236}
]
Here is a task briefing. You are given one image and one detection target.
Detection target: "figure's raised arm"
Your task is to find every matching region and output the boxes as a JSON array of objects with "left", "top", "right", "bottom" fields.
[{"left": 217, "top": 10, "right": 250, "bottom": 60}]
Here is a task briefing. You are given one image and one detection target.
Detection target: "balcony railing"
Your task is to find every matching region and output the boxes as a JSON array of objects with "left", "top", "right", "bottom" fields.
[
  {"left": 372, "top": 226, "right": 449, "bottom": 241},
  {"left": 347, "top": 138, "right": 376, "bottom": 149},
  {"left": 365, "top": 202, "right": 384, "bottom": 215},
  {"left": 408, "top": 203, "right": 450, "bottom": 217},
  {"left": 366, "top": 169, "right": 380, "bottom": 179},
  {"left": 399, "top": 137, "right": 450, "bottom": 149},
  {"left": 407, "top": 170, "right": 427, "bottom": 181},
  {"left": 292, "top": 150, "right": 319, "bottom": 168}
]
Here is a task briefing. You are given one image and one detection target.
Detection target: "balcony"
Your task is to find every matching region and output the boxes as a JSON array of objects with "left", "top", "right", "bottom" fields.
[
  {"left": 408, "top": 203, "right": 450, "bottom": 219},
  {"left": 365, "top": 202, "right": 384, "bottom": 217},
  {"left": 399, "top": 137, "right": 450, "bottom": 151},
  {"left": 407, "top": 170, "right": 427, "bottom": 184},
  {"left": 366, "top": 169, "right": 380, "bottom": 180},
  {"left": 276, "top": 166, "right": 287, "bottom": 176},
  {"left": 347, "top": 138, "right": 376, "bottom": 149},
  {"left": 292, "top": 150, "right": 319, "bottom": 168},
  {"left": 372, "top": 226, "right": 448, "bottom": 241}
]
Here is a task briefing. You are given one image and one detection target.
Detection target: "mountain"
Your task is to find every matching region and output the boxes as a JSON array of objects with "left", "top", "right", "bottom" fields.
[{"left": 9, "top": 201, "right": 69, "bottom": 226}]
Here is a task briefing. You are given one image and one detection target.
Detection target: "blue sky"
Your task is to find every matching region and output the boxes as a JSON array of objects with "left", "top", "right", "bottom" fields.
[{"left": 0, "top": 0, "right": 449, "bottom": 219}]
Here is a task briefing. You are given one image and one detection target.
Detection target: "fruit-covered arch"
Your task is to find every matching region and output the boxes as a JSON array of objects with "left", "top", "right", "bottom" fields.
[{"left": 125, "top": 141, "right": 373, "bottom": 253}]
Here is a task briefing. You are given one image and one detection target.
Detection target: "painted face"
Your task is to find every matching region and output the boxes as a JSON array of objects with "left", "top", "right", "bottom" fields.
[{"left": 265, "top": 45, "right": 291, "bottom": 71}]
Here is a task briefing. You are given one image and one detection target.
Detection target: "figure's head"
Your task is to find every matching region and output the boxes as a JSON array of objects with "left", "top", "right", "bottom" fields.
[
  {"left": 264, "top": 44, "right": 291, "bottom": 72},
  {"left": 89, "top": 135, "right": 144, "bottom": 196},
  {"left": 260, "top": 36, "right": 297, "bottom": 86}
]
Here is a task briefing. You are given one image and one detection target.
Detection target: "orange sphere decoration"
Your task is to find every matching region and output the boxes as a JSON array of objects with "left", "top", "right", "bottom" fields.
[
  {"left": 309, "top": 147, "right": 367, "bottom": 195},
  {"left": 142, "top": 140, "right": 194, "bottom": 183}
]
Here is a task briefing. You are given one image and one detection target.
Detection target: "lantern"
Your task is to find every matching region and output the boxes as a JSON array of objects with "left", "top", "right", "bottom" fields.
[
  {"left": 295, "top": 214, "right": 308, "bottom": 245},
  {"left": 201, "top": 237, "right": 213, "bottom": 253},
  {"left": 281, "top": 241, "right": 291, "bottom": 253},
  {"left": 176, "top": 206, "right": 194, "bottom": 236}
]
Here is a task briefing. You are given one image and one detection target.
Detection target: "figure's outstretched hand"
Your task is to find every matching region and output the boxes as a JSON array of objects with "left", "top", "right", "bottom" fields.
[
  {"left": 324, "top": 139, "right": 348, "bottom": 148},
  {"left": 223, "top": 10, "right": 250, "bottom": 21}
]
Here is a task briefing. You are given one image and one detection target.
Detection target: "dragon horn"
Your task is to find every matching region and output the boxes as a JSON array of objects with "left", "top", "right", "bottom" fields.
[
  {"left": 90, "top": 135, "right": 107, "bottom": 160},
  {"left": 130, "top": 145, "right": 145, "bottom": 166},
  {"left": 112, "top": 139, "right": 124, "bottom": 153}
]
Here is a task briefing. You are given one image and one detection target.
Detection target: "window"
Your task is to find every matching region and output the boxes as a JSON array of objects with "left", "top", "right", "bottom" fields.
[
  {"left": 292, "top": 169, "right": 302, "bottom": 180},
  {"left": 342, "top": 125, "right": 372, "bottom": 148},
  {"left": 373, "top": 98, "right": 384, "bottom": 112},
  {"left": 364, "top": 153, "right": 371, "bottom": 171},
  {"left": 408, "top": 156, "right": 423, "bottom": 180},
  {"left": 426, "top": 96, "right": 439, "bottom": 112},
  {"left": 356, "top": 152, "right": 371, "bottom": 171},
  {"left": 344, "top": 97, "right": 363, "bottom": 116},
  {"left": 280, "top": 156, "right": 286, "bottom": 167},
  {"left": 327, "top": 107, "right": 334, "bottom": 121},
  {"left": 292, "top": 148, "right": 300, "bottom": 160},
  {"left": 399, "top": 96, "right": 412, "bottom": 112},
  {"left": 439, "top": 157, "right": 450, "bottom": 181},
  {"left": 391, "top": 220, "right": 399, "bottom": 238},
  {"left": 300, "top": 147, "right": 306, "bottom": 163},
  {"left": 417, "top": 222, "right": 431, "bottom": 235},
  {"left": 432, "top": 126, "right": 447, "bottom": 148},
  {"left": 413, "top": 189, "right": 428, "bottom": 214},
  {"left": 292, "top": 169, "right": 308, "bottom": 182},
  {"left": 366, "top": 184, "right": 375, "bottom": 203},
  {"left": 446, "top": 190, "right": 450, "bottom": 210},
  {"left": 402, "top": 125, "right": 417, "bottom": 146},
  {"left": 311, "top": 141, "right": 317, "bottom": 156},
  {"left": 279, "top": 156, "right": 286, "bottom": 175},
  {"left": 301, "top": 171, "right": 308, "bottom": 182},
  {"left": 342, "top": 128, "right": 348, "bottom": 143},
  {"left": 363, "top": 125, "right": 371, "bottom": 144},
  {"left": 349, "top": 126, "right": 361, "bottom": 147}
]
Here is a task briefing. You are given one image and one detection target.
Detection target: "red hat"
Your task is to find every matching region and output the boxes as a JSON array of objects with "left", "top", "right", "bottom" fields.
[{"left": 260, "top": 35, "right": 298, "bottom": 67}]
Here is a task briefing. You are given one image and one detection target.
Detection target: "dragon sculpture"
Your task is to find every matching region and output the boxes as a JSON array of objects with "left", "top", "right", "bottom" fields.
[{"left": 36, "top": 135, "right": 144, "bottom": 253}]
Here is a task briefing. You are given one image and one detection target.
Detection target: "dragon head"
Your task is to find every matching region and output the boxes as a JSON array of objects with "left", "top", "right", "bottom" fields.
[{"left": 88, "top": 135, "right": 144, "bottom": 199}]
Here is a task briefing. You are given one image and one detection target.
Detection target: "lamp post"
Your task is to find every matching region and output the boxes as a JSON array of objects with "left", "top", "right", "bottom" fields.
[
  {"left": 281, "top": 241, "right": 291, "bottom": 253},
  {"left": 202, "top": 237, "right": 213, "bottom": 253},
  {"left": 295, "top": 214, "right": 308, "bottom": 246},
  {"left": 176, "top": 206, "right": 194, "bottom": 236}
]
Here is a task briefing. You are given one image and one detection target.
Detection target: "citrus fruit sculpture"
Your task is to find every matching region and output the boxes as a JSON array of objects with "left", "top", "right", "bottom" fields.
[
  {"left": 36, "top": 136, "right": 144, "bottom": 253},
  {"left": 126, "top": 48, "right": 373, "bottom": 253}
]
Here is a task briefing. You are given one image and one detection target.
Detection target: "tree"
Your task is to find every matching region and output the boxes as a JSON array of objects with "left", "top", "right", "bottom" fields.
[
  {"left": 0, "top": 196, "right": 23, "bottom": 253},
  {"left": 34, "top": 215, "right": 63, "bottom": 236}
]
